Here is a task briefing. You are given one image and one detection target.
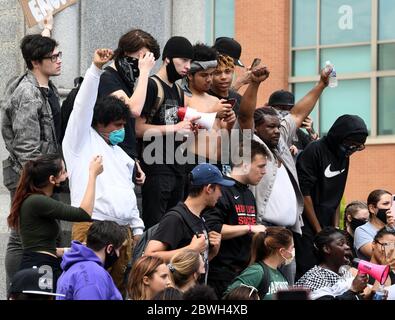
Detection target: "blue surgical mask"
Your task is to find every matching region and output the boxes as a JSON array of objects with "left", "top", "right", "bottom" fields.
[{"left": 108, "top": 128, "right": 125, "bottom": 146}]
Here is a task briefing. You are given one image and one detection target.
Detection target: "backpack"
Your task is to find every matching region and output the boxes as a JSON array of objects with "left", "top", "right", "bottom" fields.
[
  {"left": 144, "top": 75, "right": 183, "bottom": 124},
  {"left": 124, "top": 207, "right": 205, "bottom": 287},
  {"left": 60, "top": 76, "right": 84, "bottom": 143},
  {"left": 132, "top": 206, "right": 198, "bottom": 261},
  {"left": 257, "top": 261, "right": 287, "bottom": 299}
]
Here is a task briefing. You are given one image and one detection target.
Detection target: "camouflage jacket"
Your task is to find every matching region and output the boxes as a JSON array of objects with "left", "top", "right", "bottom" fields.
[{"left": 1, "top": 71, "right": 59, "bottom": 190}]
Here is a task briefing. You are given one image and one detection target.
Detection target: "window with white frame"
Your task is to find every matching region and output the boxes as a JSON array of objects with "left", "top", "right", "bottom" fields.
[
  {"left": 290, "top": 0, "right": 395, "bottom": 138},
  {"left": 205, "top": 0, "right": 235, "bottom": 44}
]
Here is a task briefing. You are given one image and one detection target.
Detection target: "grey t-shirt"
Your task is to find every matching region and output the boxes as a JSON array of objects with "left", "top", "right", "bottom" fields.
[{"left": 354, "top": 222, "right": 379, "bottom": 260}]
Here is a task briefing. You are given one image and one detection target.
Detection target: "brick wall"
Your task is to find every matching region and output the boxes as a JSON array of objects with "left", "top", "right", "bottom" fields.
[
  {"left": 235, "top": 0, "right": 290, "bottom": 106},
  {"left": 234, "top": 0, "right": 395, "bottom": 202},
  {"left": 345, "top": 145, "right": 395, "bottom": 202}
]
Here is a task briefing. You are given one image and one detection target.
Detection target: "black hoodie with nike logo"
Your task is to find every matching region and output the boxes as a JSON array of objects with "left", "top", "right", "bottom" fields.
[{"left": 296, "top": 114, "right": 368, "bottom": 227}]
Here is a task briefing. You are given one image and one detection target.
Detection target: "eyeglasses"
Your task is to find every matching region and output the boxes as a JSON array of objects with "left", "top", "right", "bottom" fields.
[
  {"left": 349, "top": 144, "right": 365, "bottom": 152},
  {"left": 343, "top": 143, "right": 365, "bottom": 152},
  {"left": 376, "top": 241, "right": 395, "bottom": 250},
  {"left": 240, "top": 284, "right": 258, "bottom": 298},
  {"left": 43, "top": 51, "right": 62, "bottom": 63},
  {"left": 376, "top": 240, "right": 395, "bottom": 259}
]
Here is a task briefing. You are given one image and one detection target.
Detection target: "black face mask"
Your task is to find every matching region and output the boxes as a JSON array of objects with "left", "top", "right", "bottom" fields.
[
  {"left": 166, "top": 58, "right": 183, "bottom": 83},
  {"left": 104, "top": 246, "right": 119, "bottom": 270},
  {"left": 350, "top": 218, "right": 367, "bottom": 232},
  {"left": 53, "top": 179, "right": 69, "bottom": 194},
  {"left": 376, "top": 208, "right": 389, "bottom": 224},
  {"left": 115, "top": 56, "right": 140, "bottom": 88},
  {"left": 339, "top": 144, "right": 358, "bottom": 158}
]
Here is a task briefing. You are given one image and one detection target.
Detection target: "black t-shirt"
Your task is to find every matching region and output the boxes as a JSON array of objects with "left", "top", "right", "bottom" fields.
[
  {"left": 47, "top": 86, "right": 61, "bottom": 144},
  {"left": 203, "top": 177, "right": 257, "bottom": 280},
  {"left": 207, "top": 89, "right": 242, "bottom": 117},
  {"left": 152, "top": 202, "right": 209, "bottom": 251},
  {"left": 140, "top": 76, "right": 185, "bottom": 176},
  {"left": 98, "top": 66, "right": 137, "bottom": 158}
]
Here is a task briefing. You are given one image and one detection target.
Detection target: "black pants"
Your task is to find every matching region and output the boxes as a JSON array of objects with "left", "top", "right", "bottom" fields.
[
  {"left": 142, "top": 174, "right": 185, "bottom": 229},
  {"left": 294, "top": 222, "right": 318, "bottom": 282},
  {"left": 19, "top": 251, "right": 62, "bottom": 293}
]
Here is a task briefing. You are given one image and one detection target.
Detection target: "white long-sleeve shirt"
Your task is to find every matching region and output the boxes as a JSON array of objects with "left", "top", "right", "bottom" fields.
[{"left": 62, "top": 64, "right": 144, "bottom": 235}]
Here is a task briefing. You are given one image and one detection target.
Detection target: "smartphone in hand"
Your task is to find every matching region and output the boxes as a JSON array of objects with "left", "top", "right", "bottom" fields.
[
  {"left": 225, "top": 98, "right": 237, "bottom": 108},
  {"left": 251, "top": 58, "right": 261, "bottom": 69}
]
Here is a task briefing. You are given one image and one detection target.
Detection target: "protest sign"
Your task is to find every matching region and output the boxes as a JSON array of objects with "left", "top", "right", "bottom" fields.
[{"left": 19, "top": 0, "right": 77, "bottom": 27}]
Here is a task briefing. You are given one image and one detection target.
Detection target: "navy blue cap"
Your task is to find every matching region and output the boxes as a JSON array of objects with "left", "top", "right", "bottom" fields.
[{"left": 191, "top": 163, "right": 235, "bottom": 187}]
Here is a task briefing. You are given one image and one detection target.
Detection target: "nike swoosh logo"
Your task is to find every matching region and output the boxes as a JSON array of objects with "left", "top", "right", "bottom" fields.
[
  {"left": 234, "top": 196, "right": 240, "bottom": 200},
  {"left": 324, "top": 164, "right": 345, "bottom": 178}
]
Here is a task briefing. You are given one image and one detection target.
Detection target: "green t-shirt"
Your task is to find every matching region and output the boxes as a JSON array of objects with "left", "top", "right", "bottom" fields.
[
  {"left": 225, "top": 262, "right": 289, "bottom": 300},
  {"left": 19, "top": 194, "right": 91, "bottom": 255}
]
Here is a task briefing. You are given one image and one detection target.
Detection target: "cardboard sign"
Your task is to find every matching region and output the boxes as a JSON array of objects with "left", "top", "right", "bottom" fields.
[{"left": 19, "top": 0, "right": 77, "bottom": 28}]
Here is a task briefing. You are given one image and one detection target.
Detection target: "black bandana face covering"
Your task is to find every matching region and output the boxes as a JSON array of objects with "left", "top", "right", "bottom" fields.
[
  {"left": 115, "top": 56, "right": 140, "bottom": 88},
  {"left": 166, "top": 58, "right": 183, "bottom": 83}
]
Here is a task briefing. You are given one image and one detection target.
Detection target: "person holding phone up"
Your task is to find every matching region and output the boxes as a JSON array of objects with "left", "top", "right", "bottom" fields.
[{"left": 354, "top": 189, "right": 395, "bottom": 261}]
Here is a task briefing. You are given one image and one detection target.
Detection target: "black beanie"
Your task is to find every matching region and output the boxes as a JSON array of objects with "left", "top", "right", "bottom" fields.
[{"left": 162, "top": 36, "right": 193, "bottom": 61}]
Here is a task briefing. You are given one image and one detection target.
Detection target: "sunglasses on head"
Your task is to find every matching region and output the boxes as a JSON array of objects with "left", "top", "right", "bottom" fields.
[{"left": 240, "top": 284, "right": 258, "bottom": 298}]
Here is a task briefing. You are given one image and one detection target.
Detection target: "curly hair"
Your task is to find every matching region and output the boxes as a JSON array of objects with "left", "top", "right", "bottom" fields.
[{"left": 216, "top": 54, "right": 235, "bottom": 70}]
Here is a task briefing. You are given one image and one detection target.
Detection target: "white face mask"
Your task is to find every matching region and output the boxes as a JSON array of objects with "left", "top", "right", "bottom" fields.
[{"left": 282, "top": 248, "right": 295, "bottom": 266}]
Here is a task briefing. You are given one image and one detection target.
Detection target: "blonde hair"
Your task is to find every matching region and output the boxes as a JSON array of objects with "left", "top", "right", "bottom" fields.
[
  {"left": 169, "top": 249, "right": 201, "bottom": 288},
  {"left": 343, "top": 200, "right": 368, "bottom": 228},
  {"left": 216, "top": 54, "right": 235, "bottom": 70},
  {"left": 127, "top": 256, "right": 164, "bottom": 300}
]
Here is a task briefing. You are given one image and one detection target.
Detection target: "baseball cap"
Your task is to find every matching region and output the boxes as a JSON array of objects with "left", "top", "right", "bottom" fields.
[
  {"left": 213, "top": 37, "right": 244, "bottom": 67},
  {"left": 268, "top": 90, "right": 295, "bottom": 108},
  {"left": 191, "top": 163, "right": 235, "bottom": 187},
  {"left": 9, "top": 267, "right": 65, "bottom": 298}
]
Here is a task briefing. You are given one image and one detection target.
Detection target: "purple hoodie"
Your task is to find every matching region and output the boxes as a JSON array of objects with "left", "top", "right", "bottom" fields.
[{"left": 56, "top": 241, "right": 122, "bottom": 300}]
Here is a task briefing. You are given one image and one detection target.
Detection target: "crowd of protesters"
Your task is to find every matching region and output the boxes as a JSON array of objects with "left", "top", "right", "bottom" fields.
[{"left": 2, "top": 13, "right": 395, "bottom": 301}]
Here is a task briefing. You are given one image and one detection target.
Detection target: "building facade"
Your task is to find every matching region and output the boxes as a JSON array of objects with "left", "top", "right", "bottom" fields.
[
  {"left": 0, "top": 0, "right": 394, "bottom": 201},
  {"left": 234, "top": 0, "right": 395, "bottom": 202}
]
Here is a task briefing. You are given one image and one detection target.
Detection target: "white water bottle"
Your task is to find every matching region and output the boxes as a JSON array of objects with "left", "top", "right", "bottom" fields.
[{"left": 325, "top": 61, "right": 337, "bottom": 88}]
